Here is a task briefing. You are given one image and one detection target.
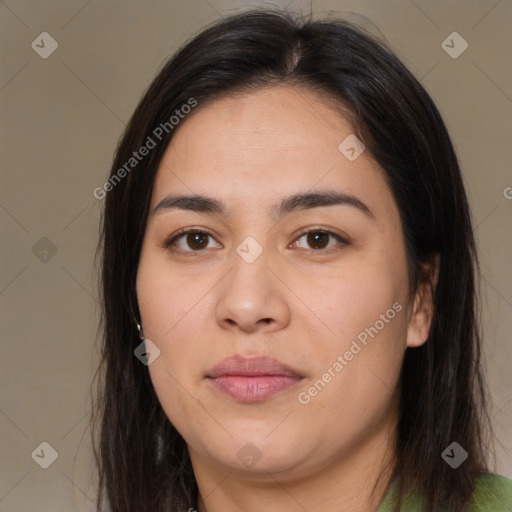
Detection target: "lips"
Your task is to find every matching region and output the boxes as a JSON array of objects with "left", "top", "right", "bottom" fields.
[{"left": 206, "top": 355, "right": 304, "bottom": 402}]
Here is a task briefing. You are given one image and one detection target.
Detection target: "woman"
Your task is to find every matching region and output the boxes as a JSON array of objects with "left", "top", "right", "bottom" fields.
[{"left": 93, "top": 10, "right": 512, "bottom": 512}]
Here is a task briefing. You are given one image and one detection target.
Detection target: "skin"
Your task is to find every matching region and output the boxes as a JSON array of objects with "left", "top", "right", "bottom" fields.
[{"left": 136, "top": 85, "right": 437, "bottom": 512}]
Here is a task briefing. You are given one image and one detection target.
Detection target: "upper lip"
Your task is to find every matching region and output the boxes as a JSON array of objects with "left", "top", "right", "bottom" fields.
[{"left": 207, "top": 355, "right": 304, "bottom": 378}]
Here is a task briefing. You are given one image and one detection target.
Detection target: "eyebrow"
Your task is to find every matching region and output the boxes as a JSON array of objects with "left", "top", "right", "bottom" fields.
[{"left": 152, "top": 190, "right": 375, "bottom": 219}]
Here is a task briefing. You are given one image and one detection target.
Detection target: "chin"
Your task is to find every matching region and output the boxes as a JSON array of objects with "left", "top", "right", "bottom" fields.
[{"left": 195, "top": 430, "right": 312, "bottom": 476}]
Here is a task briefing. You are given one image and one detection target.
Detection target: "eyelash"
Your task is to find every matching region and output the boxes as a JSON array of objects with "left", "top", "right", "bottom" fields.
[{"left": 162, "top": 226, "right": 349, "bottom": 256}]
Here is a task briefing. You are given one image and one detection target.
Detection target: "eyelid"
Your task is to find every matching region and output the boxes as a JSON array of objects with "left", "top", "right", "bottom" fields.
[
  {"left": 289, "top": 226, "right": 350, "bottom": 254},
  {"left": 292, "top": 225, "right": 350, "bottom": 245},
  {"left": 162, "top": 226, "right": 220, "bottom": 249}
]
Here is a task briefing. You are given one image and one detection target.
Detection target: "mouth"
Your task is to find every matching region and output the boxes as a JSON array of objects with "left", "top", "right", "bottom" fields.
[{"left": 206, "top": 355, "right": 305, "bottom": 402}]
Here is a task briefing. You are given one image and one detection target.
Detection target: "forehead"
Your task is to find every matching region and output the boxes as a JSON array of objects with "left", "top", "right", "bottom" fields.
[{"left": 151, "top": 85, "right": 393, "bottom": 217}]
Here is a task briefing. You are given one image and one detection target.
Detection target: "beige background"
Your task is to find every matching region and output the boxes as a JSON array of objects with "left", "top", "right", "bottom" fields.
[{"left": 1, "top": 0, "right": 511, "bottom": 510}]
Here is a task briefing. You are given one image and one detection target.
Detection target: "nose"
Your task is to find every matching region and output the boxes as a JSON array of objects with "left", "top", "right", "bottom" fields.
[{"left": 215, "top": 248, "right": 291, "bottom": 334}]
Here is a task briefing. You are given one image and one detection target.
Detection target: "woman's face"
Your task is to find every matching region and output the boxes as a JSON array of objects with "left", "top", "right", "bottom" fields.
[{"left": 136, "top": 85, "right": 432, "bottom": 480}]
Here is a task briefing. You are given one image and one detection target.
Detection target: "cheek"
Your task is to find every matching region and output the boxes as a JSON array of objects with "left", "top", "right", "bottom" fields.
[
  {"left": 136, "top": 250, "right": 214, "bottom": 411},
  {"left": 295, "top": 284, "right": 406, "bottom": 442},
  {"left": 292, "top": 257, "right": 408, "bottom": 353},
  {"left": 289, "top": 254, "right": 409, "bottom": 422},
  {"left": 136, "top": 248, "right": 212, "bottom": 340}
]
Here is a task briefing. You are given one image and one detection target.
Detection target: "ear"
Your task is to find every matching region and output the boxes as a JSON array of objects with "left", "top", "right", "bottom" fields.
[{"left": 406, "top": 254, "right": 440, "bottom": 348}]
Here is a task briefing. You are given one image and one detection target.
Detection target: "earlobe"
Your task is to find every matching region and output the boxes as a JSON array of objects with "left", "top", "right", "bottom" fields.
[{"left": 406, "top": 254, "right": 440, "bottom": 348}]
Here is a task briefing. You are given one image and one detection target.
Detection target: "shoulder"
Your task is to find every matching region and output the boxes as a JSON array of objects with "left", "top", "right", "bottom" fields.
[
  {"left": 376, "top": 473, "right": 512, "bottom": 512},
  {"left": 467, "top": 473, "right": 512, "bottom": 512}
]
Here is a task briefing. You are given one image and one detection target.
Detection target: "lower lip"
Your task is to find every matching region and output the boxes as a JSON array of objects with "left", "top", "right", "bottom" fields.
[{"left": 208, "top": 375, "right": 302, "bottom": 402}]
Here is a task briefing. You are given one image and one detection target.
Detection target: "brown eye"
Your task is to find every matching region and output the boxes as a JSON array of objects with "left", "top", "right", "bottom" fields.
[
  {"left": 165, "top": 230, "right": 220, "bottom": 253},
  {"left": 184, "top": 232, "right": 210, "bottom": 250},
  {"left": 293, "top": 229, "right": 347, "bottom": 252},
  {"left": 306, "top": 232, "right": 329, "bottom": 250}
]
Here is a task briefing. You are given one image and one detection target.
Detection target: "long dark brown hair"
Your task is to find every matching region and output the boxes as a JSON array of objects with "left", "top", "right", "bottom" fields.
[{"left": 92, "top": 10, "right": 494, "bottom": 512}]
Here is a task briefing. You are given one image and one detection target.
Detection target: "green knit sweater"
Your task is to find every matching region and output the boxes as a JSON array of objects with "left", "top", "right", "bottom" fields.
[{"left": 376, "top": 473, "right": 512, "bottom": 511}]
